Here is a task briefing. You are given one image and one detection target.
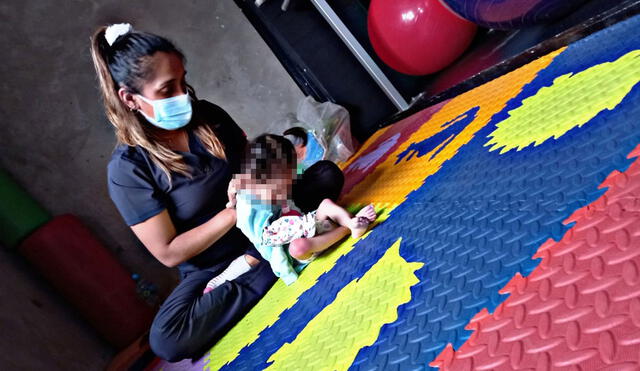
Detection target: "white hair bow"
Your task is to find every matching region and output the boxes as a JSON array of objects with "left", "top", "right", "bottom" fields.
[{"left": 105, "top": 23, "right": 133, "bottom": 46}]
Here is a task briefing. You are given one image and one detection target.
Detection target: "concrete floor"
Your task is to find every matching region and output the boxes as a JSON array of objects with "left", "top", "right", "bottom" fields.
[{"left": 0, "top": 0, "right": 303, "bottom": 369}]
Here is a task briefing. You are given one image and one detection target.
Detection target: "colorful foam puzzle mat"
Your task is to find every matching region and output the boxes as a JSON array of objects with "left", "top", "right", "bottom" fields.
[{"left": 153, "top": 14, "right": 640, "bottom": 371}]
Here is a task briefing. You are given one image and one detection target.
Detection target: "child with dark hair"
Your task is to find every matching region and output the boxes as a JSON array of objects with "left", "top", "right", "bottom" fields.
[
  {"left": 203, "top": 134, "right": 375, "bottom": 291},
  {"left": 283, "top": 126, "right": 327, "bottom": 174},
  {"left": 293, "top": 160, "right": 345, "bottom": 213}
]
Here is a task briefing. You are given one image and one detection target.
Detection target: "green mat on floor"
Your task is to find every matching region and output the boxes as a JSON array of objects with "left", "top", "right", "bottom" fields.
[{"left": 0, "top": 169, "right": 50, "bottom": 247}]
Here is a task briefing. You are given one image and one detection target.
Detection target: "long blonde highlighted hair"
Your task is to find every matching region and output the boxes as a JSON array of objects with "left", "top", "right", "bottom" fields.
[{"left": 90, "top": 25, "right": 226, "bottom": 182}]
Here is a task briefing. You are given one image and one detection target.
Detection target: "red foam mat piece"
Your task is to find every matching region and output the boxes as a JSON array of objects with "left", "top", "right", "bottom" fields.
[
  {"left": 433, "top": 146, "right": 640, "bottom": 370},
  {"left": 18, "top": 214, "right": 154, "bottom": 348}
]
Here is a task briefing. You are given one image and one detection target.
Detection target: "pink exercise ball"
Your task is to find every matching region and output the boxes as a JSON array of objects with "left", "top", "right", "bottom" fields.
[{"left": 368, "top": 0, "right": 477, "bottom": 75}]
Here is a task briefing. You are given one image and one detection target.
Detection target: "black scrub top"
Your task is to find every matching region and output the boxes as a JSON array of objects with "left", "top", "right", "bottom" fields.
[{"left": 107, "top": 100, "right": 251, "bottom": 276}]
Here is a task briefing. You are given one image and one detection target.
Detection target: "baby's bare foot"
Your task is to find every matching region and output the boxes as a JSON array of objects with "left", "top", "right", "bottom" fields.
[{"left": 349, "top": 204, "right": 376, "bottom": 238}]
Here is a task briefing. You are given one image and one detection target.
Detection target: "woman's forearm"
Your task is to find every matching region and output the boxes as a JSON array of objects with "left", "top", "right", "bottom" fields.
[
  {"left": 132, "top": 208, "right": 237, "bottom": 268},
  {"left": 166, "top": 208, "right": 237, "bottom": 265}
]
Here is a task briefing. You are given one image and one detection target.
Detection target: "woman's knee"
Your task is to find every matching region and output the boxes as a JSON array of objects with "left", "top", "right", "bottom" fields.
[{"left": 149, "top": 318, "right": 193, "bottom": 362}]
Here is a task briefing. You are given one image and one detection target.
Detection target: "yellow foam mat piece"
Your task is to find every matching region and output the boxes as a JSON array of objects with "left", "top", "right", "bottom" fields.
[
  {"left": 486, "top": 49, "right": 640, "bottom": 153},
  {"left": 267, "top": 238, "right": 423, "bottom": 371}
]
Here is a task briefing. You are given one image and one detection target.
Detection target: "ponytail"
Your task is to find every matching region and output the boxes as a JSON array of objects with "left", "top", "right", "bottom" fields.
[{"left": 90, "top": 27, "right": 141, "bottom": 143}]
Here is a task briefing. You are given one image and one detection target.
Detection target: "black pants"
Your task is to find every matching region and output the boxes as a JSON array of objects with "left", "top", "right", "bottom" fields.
[{"left": 149, "top": 256, "right": 277, "bottom": 362}]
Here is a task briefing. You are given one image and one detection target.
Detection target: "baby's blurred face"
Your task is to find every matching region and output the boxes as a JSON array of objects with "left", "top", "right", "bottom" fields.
[
  {"left": 245, "top": 164, "right": 294, "bottom": 204},
  {"left": 271, "top": 165, "right": 295, "bottom": 202}
]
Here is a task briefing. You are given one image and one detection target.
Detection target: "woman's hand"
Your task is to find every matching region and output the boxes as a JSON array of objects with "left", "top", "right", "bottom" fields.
[
  {"left": 226, "top": 178, "right": 238, "bottom": 208},
  {"left": 227, "top": 174, "right": 252, "bottom": 208},
  {"left": 130, "top": 208, "right": 237, "bottom": 267}
]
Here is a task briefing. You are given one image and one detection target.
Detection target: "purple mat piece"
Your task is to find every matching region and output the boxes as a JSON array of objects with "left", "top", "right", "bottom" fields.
[{"left": 148, "top": 353, "right": 208, "bottom": 371}]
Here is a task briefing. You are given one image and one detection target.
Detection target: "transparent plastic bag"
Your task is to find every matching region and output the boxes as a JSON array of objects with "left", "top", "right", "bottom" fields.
[{"left": 295, "top": 96, "right": 356, "bottom": 163}]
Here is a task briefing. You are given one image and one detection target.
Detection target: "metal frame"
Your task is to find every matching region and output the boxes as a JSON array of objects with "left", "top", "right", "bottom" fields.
[{"left": 309, "top": 0, "right": 410, "bottom": 111}]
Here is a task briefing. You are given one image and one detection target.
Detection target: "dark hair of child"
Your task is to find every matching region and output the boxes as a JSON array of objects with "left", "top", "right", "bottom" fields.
[
  {"left": 242, "top": 134, "right": 297, "bottom": 183},
  {"left": 293, "top": 160, "right": 345, "bottom": 213},
  {"left": 282, "top": 126, "right": 308, "bottom": 146}
]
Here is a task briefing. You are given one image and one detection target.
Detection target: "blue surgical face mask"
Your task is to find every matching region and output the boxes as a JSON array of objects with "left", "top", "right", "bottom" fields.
[{"left": 137, "top": 93, "right": 192, "bottom": 130}]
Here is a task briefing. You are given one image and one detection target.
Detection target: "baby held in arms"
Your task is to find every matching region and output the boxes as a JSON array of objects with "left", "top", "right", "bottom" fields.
[{"left": 204, "top": 134, "right": 376, "bottom": 293}]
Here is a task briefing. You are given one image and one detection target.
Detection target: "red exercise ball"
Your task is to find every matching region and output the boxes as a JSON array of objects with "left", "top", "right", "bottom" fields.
[{"left": 368, "top": 0, "right": 477, "bottom": 75}]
